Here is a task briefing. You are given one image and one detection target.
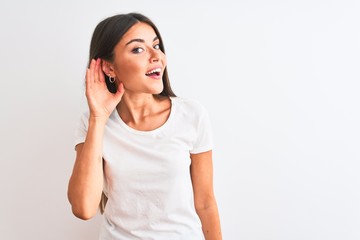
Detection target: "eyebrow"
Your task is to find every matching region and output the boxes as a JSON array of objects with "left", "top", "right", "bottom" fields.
[{"left": 126, "top": 36, "right": 159, "bottom": 46}]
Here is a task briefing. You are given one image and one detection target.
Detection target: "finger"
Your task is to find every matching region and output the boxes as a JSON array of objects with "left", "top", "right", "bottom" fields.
[
  {"left": 85, "top": 68, "right": 91, "bottom": 90},
  {"left": 88, "top": 59, "right": 96, "bottom": 84},
  {"left": 98, "top": 59, "right": 105, "bottom": 83},
  {"left": 114, "top": 82, "right": 125, "bottom": 101},
  {"left": 94, "top": 58, "right": 100, "bottom": 82}
]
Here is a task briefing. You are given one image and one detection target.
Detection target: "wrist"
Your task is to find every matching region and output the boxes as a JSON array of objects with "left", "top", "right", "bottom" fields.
[{"left": 88, "top": 115, "right": 108, "bottom": 126}]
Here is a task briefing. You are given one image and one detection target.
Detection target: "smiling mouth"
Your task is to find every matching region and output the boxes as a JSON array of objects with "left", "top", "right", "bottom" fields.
[{"left": 145, "top": 68, "right": 161, "bottom": 77}]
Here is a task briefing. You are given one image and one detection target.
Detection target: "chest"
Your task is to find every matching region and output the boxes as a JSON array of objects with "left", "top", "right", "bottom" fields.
[{"left": 102, "top": 126, "right": 196, "bottom": 188}]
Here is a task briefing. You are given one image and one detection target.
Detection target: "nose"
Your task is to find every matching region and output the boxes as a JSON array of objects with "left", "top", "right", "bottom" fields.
[{"left": 149, "top": 49, "right": 160, "bottom": 63}]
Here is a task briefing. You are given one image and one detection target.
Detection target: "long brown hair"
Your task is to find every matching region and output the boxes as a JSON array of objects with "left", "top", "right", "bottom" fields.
[{"left": 88, "top": 13, "right": 176, "bottom": 214}]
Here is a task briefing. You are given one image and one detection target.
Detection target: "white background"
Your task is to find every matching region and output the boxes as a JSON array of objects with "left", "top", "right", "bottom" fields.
[{"left": 1, "top": 0, "right": 359, "bottom": 239}]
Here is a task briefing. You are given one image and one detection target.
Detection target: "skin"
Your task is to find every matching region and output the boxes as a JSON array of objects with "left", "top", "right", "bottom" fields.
[{"left": 67, "top": 22, "right": 222, "bottom": 239}]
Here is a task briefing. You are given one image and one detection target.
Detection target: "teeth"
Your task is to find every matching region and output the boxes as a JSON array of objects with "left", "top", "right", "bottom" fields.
[{"left": 146, "top": 68, "right": 161, "bottom": 75}]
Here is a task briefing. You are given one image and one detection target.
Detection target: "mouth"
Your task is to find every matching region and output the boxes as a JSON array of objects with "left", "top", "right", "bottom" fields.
[{"left": 145, "top": 67, "right": 162, "bottom": 77}]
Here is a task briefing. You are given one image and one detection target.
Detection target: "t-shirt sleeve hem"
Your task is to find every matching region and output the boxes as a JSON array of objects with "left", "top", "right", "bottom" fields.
[
  {"left": 74, "top": 137, "right": 86, "bottom": 150},
  {"left": 190, "top": 145, "right": 213, "bottom": 154}
]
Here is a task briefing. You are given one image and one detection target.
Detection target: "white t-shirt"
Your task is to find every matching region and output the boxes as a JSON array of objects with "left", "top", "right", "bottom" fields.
[{"left": 74, "top": 97, "right": 213, "bottom": 240}]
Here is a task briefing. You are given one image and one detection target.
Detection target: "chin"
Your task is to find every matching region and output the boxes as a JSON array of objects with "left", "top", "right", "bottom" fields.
[{"left": 149, "top": 85, "right": 164, "bottom": 95}]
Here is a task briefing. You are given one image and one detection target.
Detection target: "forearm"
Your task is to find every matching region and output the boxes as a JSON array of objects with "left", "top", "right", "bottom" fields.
[
  {"left": 68, "top": 117, "right": 106, "bottom": 219},
  {"left": 197, "top": 202, "right": 222, "bottom": 240}
]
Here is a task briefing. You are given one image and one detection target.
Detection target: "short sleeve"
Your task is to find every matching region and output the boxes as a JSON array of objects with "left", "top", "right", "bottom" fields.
[
  {"left": 190, "top": 104, "right": 213, "bottom": 154},
  {"left": 74, "top": 111, "right": 89, "bottom": 150}
]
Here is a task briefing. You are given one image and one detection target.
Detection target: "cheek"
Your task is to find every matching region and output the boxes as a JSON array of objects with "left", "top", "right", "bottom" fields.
[
  {"left": 115, "top": 60, "right": 143, "bottom": 80},
  {"left": 162, "top": 53, "right": 167, "bottom": 66}
]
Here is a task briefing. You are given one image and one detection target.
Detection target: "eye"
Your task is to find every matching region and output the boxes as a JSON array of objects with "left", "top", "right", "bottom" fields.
[
  {"left": 153, "top": 44, "right": 160, "bottom": 50},
  {"left": 132, "top": 47, "right": 144, "bottom": 54}
]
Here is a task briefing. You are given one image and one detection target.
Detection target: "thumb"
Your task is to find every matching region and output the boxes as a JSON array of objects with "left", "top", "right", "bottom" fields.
[{"left": 114, "top": 82, "right": 125, "bottom": 101}]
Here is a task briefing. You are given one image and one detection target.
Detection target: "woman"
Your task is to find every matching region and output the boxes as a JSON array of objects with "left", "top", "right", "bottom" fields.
[{"left": 68, "top": 13, "right": 222, "bottom": 240}]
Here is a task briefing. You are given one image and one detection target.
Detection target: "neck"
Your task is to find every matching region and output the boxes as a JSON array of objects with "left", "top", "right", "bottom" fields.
[{"left": 117, "top": 93, "right": 160, "bottom": 124}]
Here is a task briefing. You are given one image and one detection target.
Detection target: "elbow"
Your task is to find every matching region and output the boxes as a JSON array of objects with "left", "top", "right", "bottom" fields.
[
  {"left": 67, "top": 187, "right": 100, "bottom": 220},
  {"left": 194, "top": 195, "right": 217, "bottom": 213},
  {"left": 71, "top": 204, "right": 97, "bottom": 220},
  {"left": 68, "top": 193, "right": 98, "bottom": 220}
]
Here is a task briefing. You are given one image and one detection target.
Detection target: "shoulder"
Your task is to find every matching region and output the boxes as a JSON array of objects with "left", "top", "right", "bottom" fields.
[
  {"left": 75, "top": 109, "right": 90, "bottom": 129},
  {"left": 81, "top": 109, "right": 90, "bottom": 118},
  {"left": 171, "top": 97, "right": 208, "bottom": 116},
  {"left": 79, "top": 109, "right": 90, "bottom": 121}
]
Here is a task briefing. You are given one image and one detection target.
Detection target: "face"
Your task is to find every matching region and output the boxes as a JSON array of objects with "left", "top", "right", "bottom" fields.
[{"left": 104, "top": 22, "right": 167, "bottom": 95}]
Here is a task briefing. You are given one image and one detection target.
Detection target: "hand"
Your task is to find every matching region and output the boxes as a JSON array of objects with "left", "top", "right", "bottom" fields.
[{"left": 85, "top": 58, "right": 125, "bottom": 120}]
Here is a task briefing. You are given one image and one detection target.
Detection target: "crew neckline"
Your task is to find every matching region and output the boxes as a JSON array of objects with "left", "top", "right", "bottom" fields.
[{"left": 113, "top": 96, "right": 176, "bottom": 135}]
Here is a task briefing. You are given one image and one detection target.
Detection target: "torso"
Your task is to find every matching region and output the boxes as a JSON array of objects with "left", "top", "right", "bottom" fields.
[{"left": 74, "top": 97, "right": 212, "bottom": 239}]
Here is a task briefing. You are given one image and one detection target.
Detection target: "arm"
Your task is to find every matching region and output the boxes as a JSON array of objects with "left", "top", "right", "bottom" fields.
[
  {"left": 67, "top": 118, "right": 106, "bottom": 220},
  {"left": 190, "top": 150, "right": 222, "bottom": 240},
  {"left": 67, "top": 59, "right": 124, "bottom": 220}
]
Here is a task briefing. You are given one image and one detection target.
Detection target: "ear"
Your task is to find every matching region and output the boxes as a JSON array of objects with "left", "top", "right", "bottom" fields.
[{"left": 101, "top": 60, "right": 116, "bottom": 77}]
